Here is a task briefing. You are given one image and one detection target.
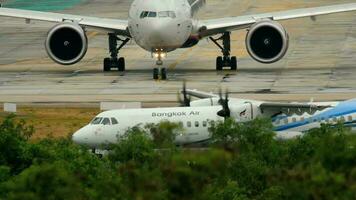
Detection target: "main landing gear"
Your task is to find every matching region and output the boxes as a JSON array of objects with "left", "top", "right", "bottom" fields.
[
  {"left": 209, "top": 32, "right": 237, "bottom": 71},
  {"left": 103, "top": 33, "right": 130, "bottom": 72}
]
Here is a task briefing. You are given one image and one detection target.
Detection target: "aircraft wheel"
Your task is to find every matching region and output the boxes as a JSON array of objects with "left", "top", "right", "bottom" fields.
[
  {"left": 230, "top": 56, "right": 237, "bottom": 70},
  {"left": 216, "top": 56, "right": 223, "bottom": 71},
  {"left": 153, "top": 68, "right": 159, "bottom": 80},
  {"left": 103, "top": 58, "right": 111, "bottom": 72},
  {"left": 118, "top": 57, "right": 125, "bottom": 71},
  {"left": 161, "top": 68, "right": 167, "bottom": 80}
]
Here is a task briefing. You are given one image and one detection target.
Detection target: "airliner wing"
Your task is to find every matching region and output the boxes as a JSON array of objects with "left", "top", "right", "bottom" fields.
[
  {"left": 200, "top": 3, "right": 356, "bottom": 37},
  {"left": 0, "top": 7, "right": 129, "bottom": 36},
  {"left": 260, "top": 103, "right": 331, "bottom": 117}
]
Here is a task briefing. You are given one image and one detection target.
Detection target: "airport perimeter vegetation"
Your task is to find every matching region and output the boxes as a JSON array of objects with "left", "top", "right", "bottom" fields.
[{"left": 0, "top": 114, "right": 356, "bottom": 199}]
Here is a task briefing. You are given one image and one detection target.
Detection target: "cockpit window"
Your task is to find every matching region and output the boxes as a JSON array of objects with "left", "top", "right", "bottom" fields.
[
  {"left": 91, "top": 117, "right": 102, "bottom": 125},
  {"left": 102, "top": 118, "right": 111, "bottom": 125},
  {"left": 140, "top": 11, "right": 157, "bottom": 18},
  {"left": 148, "top": 11, "right": 157, "bottom": 17},
  {"left": 111, "top": 118, "right": 118, "bottom": 125},
  {"left": 140, "top": 11, "right": 148, "bottom": 18},
  {"left": 158, "top": 11, "right": 176, "bottom": 18}
]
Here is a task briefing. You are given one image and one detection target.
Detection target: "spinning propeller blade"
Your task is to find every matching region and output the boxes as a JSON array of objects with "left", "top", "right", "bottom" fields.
[
  {"left": 217, "top": 89, "right": 230, "bottom": 118},
  {"left": 178, "top": 81, "right": 191, "bottom": 107}
]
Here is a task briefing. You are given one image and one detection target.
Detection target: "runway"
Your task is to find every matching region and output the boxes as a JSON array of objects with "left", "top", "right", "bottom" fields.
[{"left": 0, "top": 0, "right": 356, "bottom": 105}]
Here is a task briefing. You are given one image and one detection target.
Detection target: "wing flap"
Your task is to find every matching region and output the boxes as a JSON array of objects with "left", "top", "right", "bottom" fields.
[
  {"left": 200, "top": 3, "right": 356, "bottom": 37},
  {"left": 0, "top": 7, "right": 129, "bottom": 36}
]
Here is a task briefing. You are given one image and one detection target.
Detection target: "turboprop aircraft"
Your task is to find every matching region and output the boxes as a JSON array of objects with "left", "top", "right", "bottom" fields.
[
  {"left": 72, "top": 86, "right": 356, "bottom": 149},
  {"left": 1, "top": 1, "right": 356, "bottom": 80}
]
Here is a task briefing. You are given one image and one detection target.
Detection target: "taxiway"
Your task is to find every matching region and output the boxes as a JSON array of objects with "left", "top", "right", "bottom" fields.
[{"left": 0, "top": 0, "right": 355, "bottom": 105}]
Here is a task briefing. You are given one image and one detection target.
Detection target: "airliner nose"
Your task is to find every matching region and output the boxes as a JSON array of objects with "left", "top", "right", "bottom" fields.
[
  {"left": 72, "top": 126, "right": 89, "bottom": 145},
  {"left": 72, "top": 131, "right": 82, "bottom": 144},
  {"left": 148, "top": 21, "right": 175, "bottom": 45}
]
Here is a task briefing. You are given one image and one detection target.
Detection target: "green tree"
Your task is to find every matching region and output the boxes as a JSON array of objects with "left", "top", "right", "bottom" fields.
[
  {"left": 109, "top": 126, "right": 156, "bottom": 165},
  {"left": 146, "top": 120, "right": 183, "bottom": 148},
  {"left": 160, "top": 149, "right": 231, "bottom": 200},
  {"left": 0, "top": 115, "right": 35, "bottom": 174},
  {"left": 1, "top": 163, "right": 85, "bottom": 200}
]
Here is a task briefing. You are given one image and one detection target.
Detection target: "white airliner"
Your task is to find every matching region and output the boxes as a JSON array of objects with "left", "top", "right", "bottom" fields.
[
  {"left": 72, "top": 88, "right": 356, "bottom": 148},
  {"left": 1, "top": 1, "right": 356, "bottom": 79}
]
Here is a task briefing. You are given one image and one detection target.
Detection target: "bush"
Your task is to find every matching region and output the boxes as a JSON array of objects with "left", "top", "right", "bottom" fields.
[
  {"left": 146, "top": 120, "right": 183, "bottom": 148},
  {"left": 1, "top": 163, "right": 85, "bottom": 200},
  {"left": 108, "top": 126, "right": 156, "bottom": 165},
  {"left": 1, "top": 116, "right": 356, "bottom": 199},
  {"left": 0, "top": 115, "right": 35, "bottom": 174}
]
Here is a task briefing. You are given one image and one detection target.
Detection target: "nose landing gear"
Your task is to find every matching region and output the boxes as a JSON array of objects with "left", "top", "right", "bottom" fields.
[
  {"left": 210, "top": 32, "right": 238, "bottom": 71},
  {"left": 103, "top": 33, "right": 129, "bottom": 72},
  {"left": 153, "top": 52, "right": 167, "bottom": 80},
  {"left": 153, "top": 67, "right": 167, "bottom": 80}
]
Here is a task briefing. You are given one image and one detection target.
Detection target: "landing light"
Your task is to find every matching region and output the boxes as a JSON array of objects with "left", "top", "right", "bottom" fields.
[{"left": 154, "top": 52, "right": 166, "bottom": 58}]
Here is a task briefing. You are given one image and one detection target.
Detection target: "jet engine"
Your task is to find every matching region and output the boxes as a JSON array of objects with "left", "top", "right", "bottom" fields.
[
  {"left": 245, "top": 20, "right": 289, "bottom": 64},
  {"left": 45, "top": 22, "right": 88, "bottom": 65}
]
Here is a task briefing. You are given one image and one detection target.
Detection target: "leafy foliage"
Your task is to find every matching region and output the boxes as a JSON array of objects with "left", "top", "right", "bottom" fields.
[
  {"left": 1, "top": 115, "right": 356, "bottom": 199},
  {"left": 0, "top": 115, "right": 34, "bottom": 174},
  {"left": 109, "top": 126, "right": 156, "bottom": 165},
  {"left": 145, "top": 120, "right": 183, "bottom": 148}
]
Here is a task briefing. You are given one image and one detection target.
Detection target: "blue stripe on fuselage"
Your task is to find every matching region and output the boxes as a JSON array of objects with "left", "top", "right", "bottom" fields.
[{"left": 274, "top": 99, "right": 356, "bottom": 131}]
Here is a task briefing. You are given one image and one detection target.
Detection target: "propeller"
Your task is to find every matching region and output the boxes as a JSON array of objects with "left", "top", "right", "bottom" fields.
[
  {"left": 217, "top": 89, "right": 230, "bottom": 119},
  {"left": 178, "top": 81, "right": 191, "bottom": 107}
]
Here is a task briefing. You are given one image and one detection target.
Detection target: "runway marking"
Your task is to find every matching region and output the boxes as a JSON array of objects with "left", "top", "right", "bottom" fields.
[
  {"left": 168, "top": 48, "right": 194, "bottom": 70},
  {"left": 87, "top": 32, "right": 98, "bottom": 39}
]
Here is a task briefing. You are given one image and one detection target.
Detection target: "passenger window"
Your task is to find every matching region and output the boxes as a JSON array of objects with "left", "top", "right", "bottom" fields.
[
  {"left": 195, "top": 121, "right": 199, "bottom": 127},
  {"left": 178, "top": 122, "right": 183, "bottom": 127},
  {"left": 333, "top": 117, "right": 338, "bottom": 122},
  {"left": 300, "top": 117, "right": 305, "bottom": 122},
  {"left": 148, "top": 12, "right": 157, "bottom": 17},
  {"left": 202, "top": 121, "right": 207, "bottom": 127},
  {"left": 340, "top": 116, "right": 346, "bottom": 122},
  {"left": 102, "top": 118, "right": 111, "bottom": 125},
  {"left": 111, "top": 118, "right": 118, "bottom": 125},
  {"left": 187, "top": 121, "right": 191, "bottom": 127},
  {"left": 91, "top": 117, "right": 102, "bottom": 125},
  {"left": 348, "top": 116, "right": 353, "bottom": 122},
  {"left": 283, "top": 119, "right": 288, "bottom": 124},
  {"left": 292, "top": 118, "right": 296, "bottom": 123}
]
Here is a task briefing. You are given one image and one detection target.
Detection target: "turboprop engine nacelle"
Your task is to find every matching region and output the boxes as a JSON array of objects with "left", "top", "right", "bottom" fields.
[
  {"left": 246, "top": 20, "right": 289, "bottom": 64},
  {"left": 45, "top": 22, "right": 88, "bottom": 65}
]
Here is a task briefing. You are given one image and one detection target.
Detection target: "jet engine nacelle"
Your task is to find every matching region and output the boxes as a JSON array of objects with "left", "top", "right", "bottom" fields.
[
  {"left": 45, "top": 22, "right": 88, "bottom": 65},
  {"left": 246, "top": 20, "right": 289, "bottom": 64}
]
